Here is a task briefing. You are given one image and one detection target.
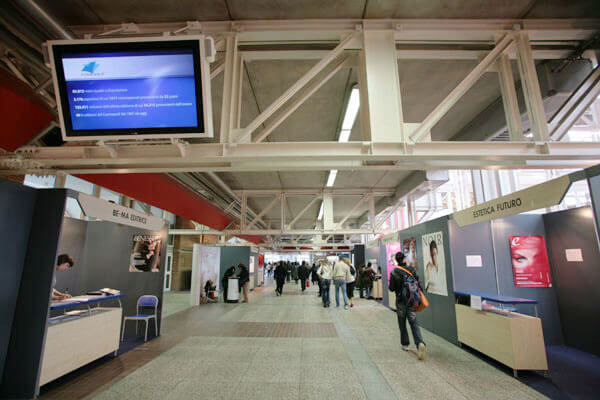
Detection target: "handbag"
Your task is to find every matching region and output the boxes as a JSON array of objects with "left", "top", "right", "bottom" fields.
[
  {"left": 306, "top": 280, "right": 310, "bottom": 287},
  {"left": 397, "top": 266, "right": 429, "bottom": 312}
]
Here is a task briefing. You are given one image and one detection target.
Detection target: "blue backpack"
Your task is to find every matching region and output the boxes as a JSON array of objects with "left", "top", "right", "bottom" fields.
[{"left": 397, "top": 266, "right": 422, "bottom": 308}]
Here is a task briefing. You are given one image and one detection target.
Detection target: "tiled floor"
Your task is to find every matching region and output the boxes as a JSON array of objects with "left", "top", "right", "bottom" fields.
[
  {"left": 40, "top": 281, "right": 547, "bottom": 400},
  {"left": 161, "top": 291, "right": 193, "bottom": 319}
]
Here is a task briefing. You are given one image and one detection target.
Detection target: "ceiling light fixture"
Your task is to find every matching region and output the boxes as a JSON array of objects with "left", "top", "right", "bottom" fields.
[
  {"left": 326, "top": 170, "right": 338, "bottom": 187},
  {"left": 341, "top": 88, "right": 360, "bottom": 132}
]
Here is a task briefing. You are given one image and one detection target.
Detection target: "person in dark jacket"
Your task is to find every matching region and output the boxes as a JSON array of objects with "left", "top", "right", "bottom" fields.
[
  {"left": 286, "top": 262, "right": 292, "bottom": 282},
  {"left": 222, "top": 266, "right": 236, "bottom": 302},
  {"left": 311, "top": 264, "right": 321, "bottom": 296},
  {"left": 360, "top": 262, "right": 376, "bottom": 299},
  {"left": 274, "top": 262, "right": 287, "bottom": 296},
  {"left": 238, "top": 263, "right": 250, "bottom": 303},
  {"left": 298, "top": 261, "right": 310, "bottom": 292},
  {"left": 389, "top": 252, "right": 426, "bottom": 360}
]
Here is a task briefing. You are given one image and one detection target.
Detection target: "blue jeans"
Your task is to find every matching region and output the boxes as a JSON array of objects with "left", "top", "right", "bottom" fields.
[
  {"left": 334, "top": 279, "right": 348, "bottom": 307},
  {"left": 396, "top": 300, "right": 424, "bottom": 348},
  {"left": 320, "top": 279, "right": 331, "bottom": 306}
]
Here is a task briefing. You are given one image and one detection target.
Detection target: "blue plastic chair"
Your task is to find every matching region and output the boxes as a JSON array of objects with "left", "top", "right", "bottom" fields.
[{"left": 121, "top": 295, "right": 158, "bottom": 342}]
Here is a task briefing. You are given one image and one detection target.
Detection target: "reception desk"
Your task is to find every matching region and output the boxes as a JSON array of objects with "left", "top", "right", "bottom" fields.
[
  {"left": 40, "top": 295, "right": 124, "bottom": 386},
  {"left": 454, "top": 291, "right": 547, "bottom": 376}
]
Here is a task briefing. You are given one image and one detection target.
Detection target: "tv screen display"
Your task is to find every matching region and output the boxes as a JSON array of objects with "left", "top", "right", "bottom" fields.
[{"left": 51, "top": 39, "right": 209, "bottom": 139}]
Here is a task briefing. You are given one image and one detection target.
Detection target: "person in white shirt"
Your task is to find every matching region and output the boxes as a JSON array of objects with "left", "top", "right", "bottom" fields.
[
  {"left": 317, "top": 260, "right": 332, "bottom": 308},
  {"left": 332, "top": 259, "right": 351, "bottom": 309}
]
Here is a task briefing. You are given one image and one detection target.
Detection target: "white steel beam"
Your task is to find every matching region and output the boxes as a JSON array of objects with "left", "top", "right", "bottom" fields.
[
  {"left": 336, "top": 195, "right": 369, "bottom": 228},
  {"left": 410, "top": 34, "right": 514, "bottom": 142},
  {"left": 252, "top": 57, "right": 350, "bottom": 143},
  {"left": 219, "top": 34, "right": 241, "bottom": 143},
  {"left": 515, "top": 33, "right": 550, "bottom": 141},
  {"left": 286, "top": 195, "right": 322, "bottom": 229},
  {"left": 237, "top": 33, "right": 356, "bottom": 142},
  {"left": 169, "top": 228, "right": 382, "bottom": 235},
  {"left": 323, "top": 194, "right": 334, "bottom": 231},
  {"left": 68, "top": 19, "right": 600, "bottom": 43},
  {"left": 237, "top": 189, "right": 393, "bottom": 196},
  {"left": 550, "top": 65, "right": 600, "bottom": 141},
  {"left": 280, "top": 193, "right": 286, "bottom": 231},
  {"left": 496, "top": 53, "right": 525, "bottom": 141},
  {"left": 5, "top": 141, "right": 600, "bottom": 175},
  {"left": 210, "top": 59, "right": 225, "bottom": 79},
  {"left": 362, "top": 29, "right": 405, "bottom": 143},
  {"left": 246, "top": 194, "right": 280, "bottom": 230}
]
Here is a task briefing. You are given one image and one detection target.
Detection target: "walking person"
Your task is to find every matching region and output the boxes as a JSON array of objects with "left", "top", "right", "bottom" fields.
[
  {"left": 333, "top": 258, "right": 351, "bottom": 309},
  {"left": 298, "top": 261, "right": 309, "bottom": 292},
  {"left": 286, "top": 262, "right": 292, "bottom": 282},
  {"left": 312, "top": 263, "right": 321, "bottom": 297},
  {"left": 291, "top": 262, "right": 299, "bottom": 284},
  {"left": 317, "top": 260, "right": 332, "bottom": 308},
  {"left": 238, "top": 263, "right": 250, "bottom": 303},
  {"left": 389, "top": 252, "right": 426, "bottom": 360},
  {"left": 360, "top": 263, "right": 375, "bottom": 299},
  {"left": 275, "top": 262, "right": 287, "bottom": 296},
  {"left": 345, "top": 259, "right": 356, "bottom": 308}
]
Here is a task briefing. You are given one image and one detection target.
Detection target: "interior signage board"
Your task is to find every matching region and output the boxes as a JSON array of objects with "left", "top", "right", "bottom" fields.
[
  {"left": 78, "top": 193, "right": 165, "bottom": 231},
  {"left": 366, "top": 238, "right": 380, "bottom": 248},
  {"left": 453, "top": 175, "right": 572, "bottom": 227},
  {"left": 380, "top": 232, "right": 399, "bottom": 245}
]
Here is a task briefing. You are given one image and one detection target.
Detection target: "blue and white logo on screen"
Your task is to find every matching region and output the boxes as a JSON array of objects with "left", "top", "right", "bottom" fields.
[{"left": 81, "top": 61, "right": 100, "bottom": 75}]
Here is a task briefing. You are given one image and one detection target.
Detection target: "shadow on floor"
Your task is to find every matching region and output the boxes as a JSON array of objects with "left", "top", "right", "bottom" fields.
[{"left": 458, "top": 343, "right": 600, "bottom": 400}]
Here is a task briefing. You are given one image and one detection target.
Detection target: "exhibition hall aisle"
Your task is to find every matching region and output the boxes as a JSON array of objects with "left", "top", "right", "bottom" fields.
[{"left": 40, "top": 283, "right": 545, "bottom": 400}]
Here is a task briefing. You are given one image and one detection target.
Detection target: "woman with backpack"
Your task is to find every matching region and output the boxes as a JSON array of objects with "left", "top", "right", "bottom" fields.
[{"left": 389, "top": 252, "right": 426, "bottom": 360}]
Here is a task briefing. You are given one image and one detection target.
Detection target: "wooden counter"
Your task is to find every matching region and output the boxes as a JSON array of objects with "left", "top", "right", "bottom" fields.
[
  {"left": 39, "top": 307, "right": 122, "bottom": 386},
  {"left": 455, "top": 304, "right": 547, "bottom": 375}
]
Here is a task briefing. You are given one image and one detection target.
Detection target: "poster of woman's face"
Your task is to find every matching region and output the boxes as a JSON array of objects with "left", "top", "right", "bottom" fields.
[
  {"left": 385, "top": 242, "right": 402, "bottom": 284},
  {"left": 422, "top": 231, "right": 448, "bottom": 296},
  {"left": 509, "top": 235, "right": 552, "bottom": 287},
  {"left": 129, "top": 235, "right": 162, "bottom": 272}
]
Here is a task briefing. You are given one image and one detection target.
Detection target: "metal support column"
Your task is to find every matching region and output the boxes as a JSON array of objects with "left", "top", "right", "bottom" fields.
[
  {"left": 220, "top": 34, "right": 240, "bottom": 144},
  {"left": 497, "top": 54, "right": 525, "bottom": 141},
  {"left": 362, "top": 29, "right": 405, "bottom": 143},
  {"left": 515, "top": 33, "right": 549, "bottom": 141}
]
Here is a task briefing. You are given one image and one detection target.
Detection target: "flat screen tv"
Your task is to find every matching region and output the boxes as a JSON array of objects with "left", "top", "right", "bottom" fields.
[{"left": 48, "top": 37, "right": 213, "bottom": 141}]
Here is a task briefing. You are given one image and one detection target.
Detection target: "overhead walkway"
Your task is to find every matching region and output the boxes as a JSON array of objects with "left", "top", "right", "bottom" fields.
[{"left": 40, "top": 281, "right": 545, "bottom": 400}]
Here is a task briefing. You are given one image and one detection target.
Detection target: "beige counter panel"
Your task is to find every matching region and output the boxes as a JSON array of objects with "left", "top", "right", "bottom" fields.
[
  {"left": 455, "top": 304, "right": 548, "bottom": 371},
  {"left": 39, "top": 308, "right": 122, "bottom": 386}
]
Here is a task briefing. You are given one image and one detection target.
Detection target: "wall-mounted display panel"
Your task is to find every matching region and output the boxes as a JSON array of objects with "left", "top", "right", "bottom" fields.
[{"left": 48, "top": 36, "right": 213, "bottom": 141}]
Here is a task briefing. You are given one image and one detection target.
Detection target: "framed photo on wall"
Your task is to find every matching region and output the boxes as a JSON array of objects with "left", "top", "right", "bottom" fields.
[
  {"left": 422, "top": 231, "right": 448, "bottom": 296},
  {"left": 129, "top": 235, "right": 162, "bottom": 272}
]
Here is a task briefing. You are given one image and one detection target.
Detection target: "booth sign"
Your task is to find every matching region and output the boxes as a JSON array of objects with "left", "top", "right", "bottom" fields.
[
  {"left": 78, "top": 193, "right": 166, "bottom": 231},
  {"left": 453, "top": 175, "right": 572, "bottom": 227},
  {"left": 380, "top": 232, "right": 399, "bottom": 245}
]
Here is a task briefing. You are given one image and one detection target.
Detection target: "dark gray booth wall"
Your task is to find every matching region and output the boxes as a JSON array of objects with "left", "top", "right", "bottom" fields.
[
  {"left": 353, "top": 244, "right": 365, "bottom": 269},
  {"left": 54, "top": 218, "right": 168, "bottom": 338},
  {"left": 1, "top": 188, "right": 67, "bottom": 399},
  {"left": 449, "top": 215, "right": 564, "bottom": 345},
  {"left": 544, "top": 206, "right": 600, "bottom": 356},
  {"left": 219, "top": 246, "right": 251, "bottom": 290},
  {"left": 396, "top": 216, "right": 458, "bottom": 345},
  {"left": 0, "top": 180, "right": 36, "bottom": 389}
]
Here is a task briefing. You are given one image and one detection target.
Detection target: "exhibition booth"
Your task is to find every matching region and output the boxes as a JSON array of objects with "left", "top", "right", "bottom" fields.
[
  {"left": 190, "top": 244, "right": 263, "bottom": 305},
  {"left": 365, "top": 166, "right": 600, "bottom": 376},
  {"left": 0, "top": 179, "right": 167, "bottom": 399}
]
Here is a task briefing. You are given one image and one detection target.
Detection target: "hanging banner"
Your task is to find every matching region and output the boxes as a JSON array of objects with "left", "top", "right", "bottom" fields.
[
  {"left": 381, "top": 232, "right": 399, "bottom": 246},
  {"left": 78, "top": 193, "right": 165, "bottom": 231},
  {"left": 366, "top": 238, "right": 380, "bottom": 248},
  {"left": 509, "top": 235, "right": 552, "bottom": 288},
  {"left": 453, "top": 175, "right": 572, "bottom": 227}
]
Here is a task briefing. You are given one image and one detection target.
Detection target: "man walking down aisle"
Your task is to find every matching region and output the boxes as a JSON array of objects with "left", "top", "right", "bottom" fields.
[
  {"left": 317, "top": 260, "right": 333, "bottom": 308},
  {"left": 333, "top": 258, "right": 351, "bottom": 309}
]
